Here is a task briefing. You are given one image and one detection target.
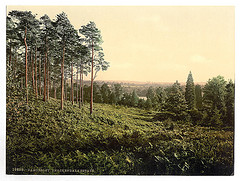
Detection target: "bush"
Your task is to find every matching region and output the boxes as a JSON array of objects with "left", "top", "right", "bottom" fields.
[{"left": 189, "top": 109, "right": 203, "bottom": 125}]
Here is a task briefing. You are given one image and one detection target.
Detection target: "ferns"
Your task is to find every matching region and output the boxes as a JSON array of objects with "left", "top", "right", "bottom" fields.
[{"left": 6, "top": 97, "right": 233, "bottom": 175}]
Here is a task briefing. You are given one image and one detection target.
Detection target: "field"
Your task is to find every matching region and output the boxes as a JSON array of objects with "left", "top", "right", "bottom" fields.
[{"left": 6, "top": 97, "right": 234, "bottom": 175}]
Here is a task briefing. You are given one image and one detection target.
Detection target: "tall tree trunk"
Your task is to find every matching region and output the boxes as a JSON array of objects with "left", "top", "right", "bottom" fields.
[
  {"left": 9, "top": 44, "right": 11, "bottom": 67},
  {"left": 24, "top": 27, "right": 28, "bottom": 104},
  {"left": 71, "top": 62, "right": 74, "bottom": 105},
  {"left": 46, "top": 60, "right": 49, "bottom": 100},
  {"left": 61, "top": 43, "right": 65, "bottom": 110},
  {"left": 39, "top": 54, "right": 41, "bottom": 96},
  {"left": 21, "top": 77, "right": 23, "bottom": 89},
  {"left": 90, "top": 40, "right": 94, "bottom": 114},
  {"left": 69, "top": 80, "right": 71, "bottom": 102},
  {"left": 44, "top": 49, "right": 47, "bottom": 102},
  {"left": 54, "top": 81, "right": 57, "bottom": 99},
  {"left": 81, "top": 66, "right": 84, "bottom": 106},
  {"left": 64, "top": 78, "right": 67, "bottom": 101},
  {"left": 13, "top": 53, "right": 16, "bottom": 81},
  {"left": 35, "top": 46, "right": 38, "bottom": 98},
  {"left": 79, "top": 64, "right": 81, "bottom": 108},
  {"left": 49, "top": 64, "right": 51, "bottom": 98},
  {"left": 76, "top": 65, "right": 78, "bottom": 104},
  {"left": 31, "top": 51, "right": 35, "bottom": 92}
]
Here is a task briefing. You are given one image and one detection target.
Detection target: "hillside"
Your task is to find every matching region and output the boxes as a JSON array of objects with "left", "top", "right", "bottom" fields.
[{"left": 6, "top": 97, "right": 233, "bottom": 175}]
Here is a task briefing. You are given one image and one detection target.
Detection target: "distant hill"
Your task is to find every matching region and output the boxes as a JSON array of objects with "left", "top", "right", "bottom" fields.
[
  {"left": 66, "top": 79, "right": 206, "bottom": 97},
  {"left": 83, "top": 80, "right": 206, "bottom": 87}
]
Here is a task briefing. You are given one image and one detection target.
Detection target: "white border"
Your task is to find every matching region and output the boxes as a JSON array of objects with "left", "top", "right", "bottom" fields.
[{"left": 1, "top": 1, "right": 240, "bottom": 181}]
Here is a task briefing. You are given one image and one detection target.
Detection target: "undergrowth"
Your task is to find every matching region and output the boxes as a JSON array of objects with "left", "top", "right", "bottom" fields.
[{"left": 6, "top": 96, "right": 234, "bottom": 175}]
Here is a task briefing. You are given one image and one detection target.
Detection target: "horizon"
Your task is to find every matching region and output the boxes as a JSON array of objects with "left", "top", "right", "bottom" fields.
[{"left": 67, "top": 78, "right": 209, "bottom": 86}]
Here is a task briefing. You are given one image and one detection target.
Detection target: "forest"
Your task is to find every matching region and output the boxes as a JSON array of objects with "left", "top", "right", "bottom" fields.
[{"left": 6, "top": 10, "right": 234, "bottom": 175}]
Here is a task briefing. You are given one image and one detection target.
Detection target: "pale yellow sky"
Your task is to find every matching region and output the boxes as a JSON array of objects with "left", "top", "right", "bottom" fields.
[{"left": 7, "top": 6, "right": 235, "bottom": 82}]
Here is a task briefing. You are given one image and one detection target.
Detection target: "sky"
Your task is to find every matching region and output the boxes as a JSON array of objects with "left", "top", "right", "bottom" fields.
[{"left": 6, "top": 6, "right": 235, "bottom": 83}]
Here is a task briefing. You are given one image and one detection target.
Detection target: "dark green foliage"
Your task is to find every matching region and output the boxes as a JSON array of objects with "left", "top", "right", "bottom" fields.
[
  {"left": 100, "top": 83, "right": 111, "bottom": 104},
  {"left": 8, "top": 10, "right": 38, "bottom": 37},
  {"left": 138, "top": 98, "right": 146, "bottom": 109},
  {"left": 195, "top": 84, "right": 203, "bottom": 110},
  {"left": 185, "top": 71, "right": 195, "bottom": 110},
  {"left": 109, "top": 92, "right": 117, "bottom": 105},
  {"left": 225, "top": 80, "right": 234, "bottom": 127},
  {"left": 203, "top": 76, "right": 227, "bottom": 126},
  {"left": 130, "top": 90, "right": 139, "bottom": 107},
  {"left": 164, "top": 81, "right": 188, "bottom": 121},
  {"left": 93, "top": 83, "right": 103, "bottom": 103},
  {"left": 146, "top": 86, "right": 157, "bottom": 108},
  {"left": 145, "top": 98, "right": 153, "bottom": 110},
  {"left": 203, "top": 76, "right": 226, "bottom": 112},
  {"left": 143, "top": 86, "right": 167, "bottom": 110},
  {"left": 83, "top": 85, "right": 91, "bottom": 102},
  {"left": 210, "top": 107, "right": 222, "bottom": 127},
  {"left": 189, "top": 108, "right": 203, "bottom": 125},
  {"left": 120, "top": 93, "right": 131, "bottom": 106},
  {"left": 113, "top": 83, "right": 123, "bottom": 103},
  {"left": 6, "top": 95, "right": 233, "bottom": 175},
  {"left": 155, "top": 87, "right": 167, "bottom": 109}
]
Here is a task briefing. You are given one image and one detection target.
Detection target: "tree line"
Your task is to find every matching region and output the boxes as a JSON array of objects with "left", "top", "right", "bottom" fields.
[
  {"left": 6, "top": 10, "right": 109, "bottom": 114},
  {"left": 80, "top": 72, "right": 234, "bottom": 128}
]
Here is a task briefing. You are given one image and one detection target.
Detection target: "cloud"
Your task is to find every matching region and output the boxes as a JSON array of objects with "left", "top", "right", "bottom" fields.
[{"left": 190, "top": 55, "right": 212, "bottom": 64}]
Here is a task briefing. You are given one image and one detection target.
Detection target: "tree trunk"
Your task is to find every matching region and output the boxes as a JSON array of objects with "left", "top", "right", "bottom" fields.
[
  {"left": 39, "top": 54, "right": 41, "bottom": 96},
  {"left": 44, "top": 49, "right": 47, "bottom": 102},
  {"left": 61, "top": 44, "right": 65, "bottom": 110},
  {"left": 49, "top": 64, "right": 51, "bottom": 98},
  {"left": 54, "top": 81, "right": 57, "bottom": 99},
  {"left": 81, "top": 67, "right": 84, "bottom": 106},
  {"left": 71, "top": 62, "right": 74, "bottom": 105},
  {"left": 61, "top": 65, "right": 64, "bottom": 100},
  {"left": 13, "top": 53, "right": 16, "bottom": 80},
  {"left": 79, "top": 64, "right": 81, "bottom": 108},
  {"left": 47, "top": 60, "right": 49, "bottom": 100},
  {"left": 35, "top": 46, "right": 38, "bottom": 98},
  {"left": 21, "top": 77, "right": 23, "bottom": 89},
  {"left": 90, "top": 40, "right": 94, "bottom": 114},
  {"left": 31, "top": 51, "right": 35, "bottom": 92},
  {"left": 24, "top": 27, "right": 28, "bottom": 104},
  {"left": 76, "top": 65, "right": 78, "bottom": 104},
  {"left": 9, "top": 44, "right": 11, "bottom": 67},
  {"left": 64, "top": 78, "right": 67, "bottom": 101}
]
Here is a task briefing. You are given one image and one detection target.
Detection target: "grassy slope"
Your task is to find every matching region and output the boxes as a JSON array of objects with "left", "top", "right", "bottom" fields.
[{"left": 6, "top": 97, "right": 234, "bottom": 175}]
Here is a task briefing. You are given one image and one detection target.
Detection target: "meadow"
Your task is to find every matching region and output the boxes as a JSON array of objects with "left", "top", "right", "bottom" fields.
[{"left": 6, "top": 97, "right": 234, "bottom": 175}]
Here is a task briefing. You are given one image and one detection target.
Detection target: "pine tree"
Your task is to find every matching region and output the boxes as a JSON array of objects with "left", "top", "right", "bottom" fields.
[
  {"left": 130, "top": 90, "right": 139, "bottom": 107},
  {"left": 146, "top": 86, "right": 158, "bottom": 108},
  {"left": 8, "top": 11, "right": 38, "bottom": 104},
  {"left": 113, "top": 83, "right": 123, "bottom": 104},
  {"left": 100, "top": 83, "right": 111, "bottom": 104},
  {"left": 109, "top": 92, "right": 117, "bottom": 105},
  {"left": 93, "top": 83, "right": 103, "bottom": 103},
  {"left": 155, "top": 87, "right": 167, "bottom": 110},
  {"left": 203, "top": 76, "right": 226, "bottom": 113},
  {"left": 55, "top": 12, "right": 76, "bottom": 109},
  {"left": 165, "top": 81, "right": 188, "bottom": 120},
  {"left": 185, "top": 71, "right": 195, "bottom": 110},
  {"left": 79, "top": 21, "right": 108, "bottom": 114},
  {"left": 145, "top": 98, "right": 152, "bottom": 110},
  {"left": 225, "top": 80, "right": 234, "bottom": 127},
  {"left": 195, "top": 84, "right": 203, "bottom": 110}
]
